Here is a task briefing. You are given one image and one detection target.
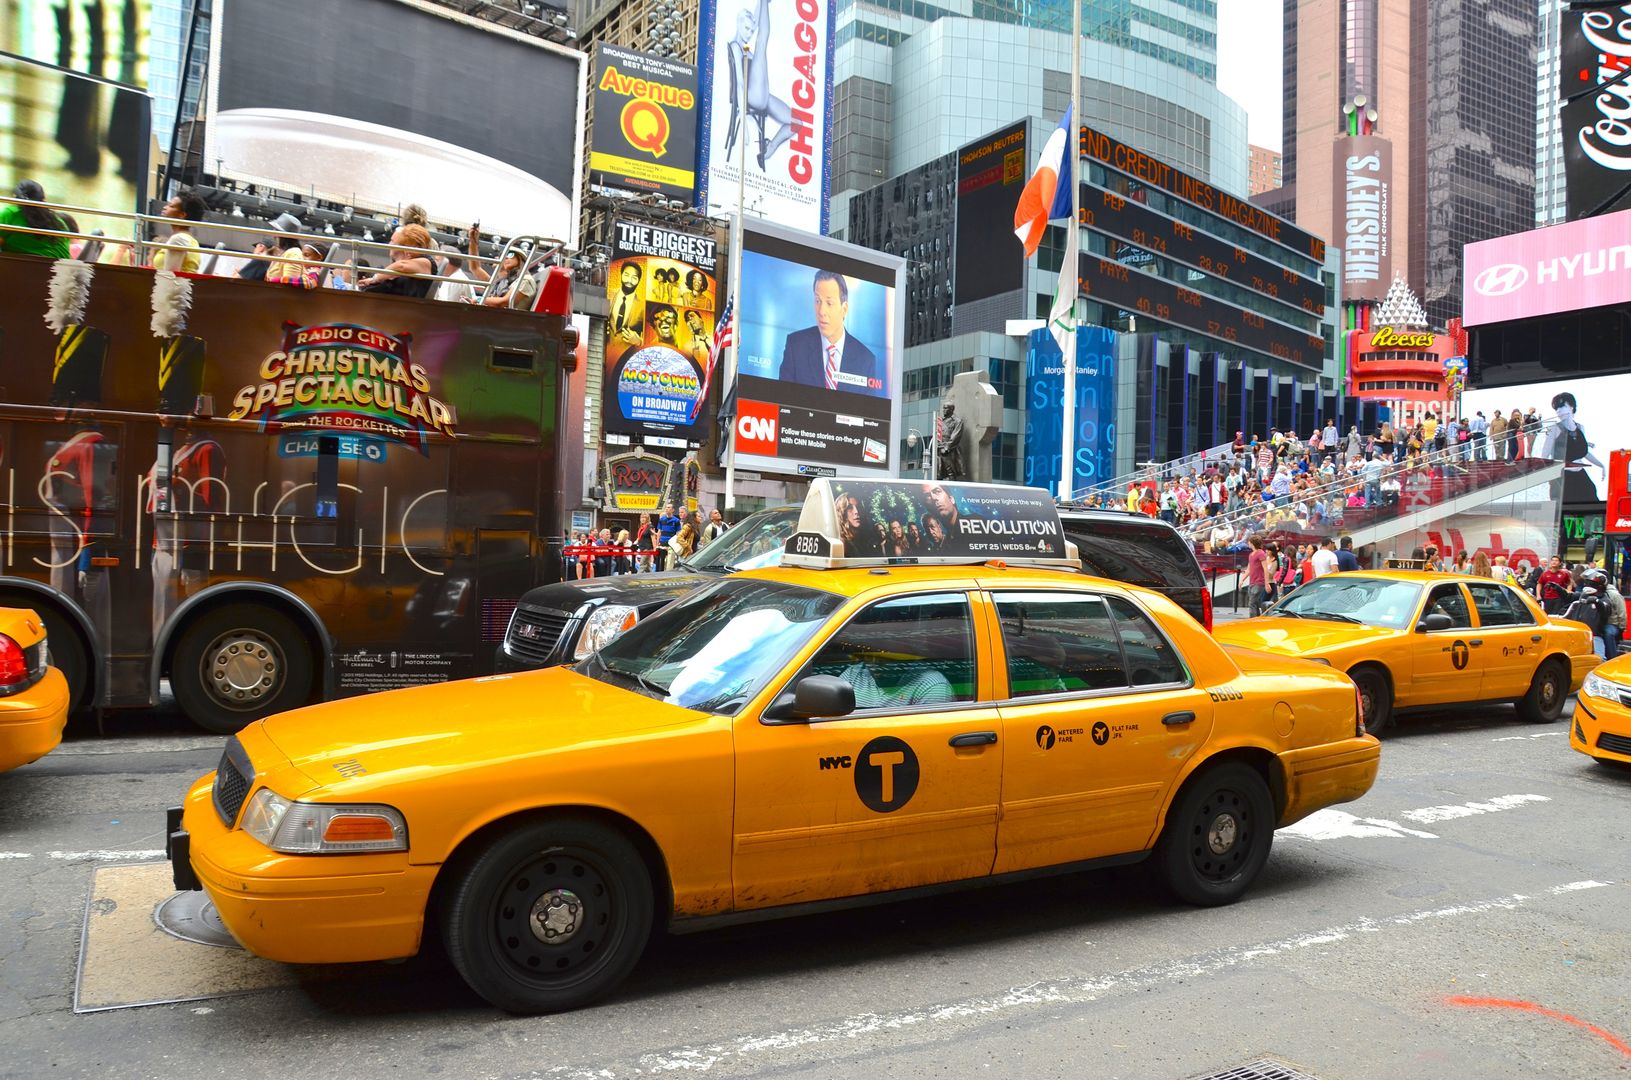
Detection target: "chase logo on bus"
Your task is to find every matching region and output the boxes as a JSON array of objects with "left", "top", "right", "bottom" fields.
[
  {"left": 228, "top": 323, "right": 457, "bottom": 451},
  {"left": 615, "top": 346, "right": 702, "bottom": 426}
]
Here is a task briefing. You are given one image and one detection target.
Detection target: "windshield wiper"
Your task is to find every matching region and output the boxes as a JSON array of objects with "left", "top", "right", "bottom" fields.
[
  {"left": 1307, "top": 612, "right": 1362, "bottom": 624},
  {"left": 1271, "top": 609, "right": 1303, "bottom": 619},
  {"left": 603, "top": 660, "right": 669, "bottom": 699}
]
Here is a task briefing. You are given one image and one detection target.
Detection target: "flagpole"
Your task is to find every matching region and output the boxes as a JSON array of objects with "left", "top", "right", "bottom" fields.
[
  {"left": 1059, "top": 0, "right": 1082, "bottom": 501},
  {"left": 724, "top": 109, "right": 749, "bottom": 513}
]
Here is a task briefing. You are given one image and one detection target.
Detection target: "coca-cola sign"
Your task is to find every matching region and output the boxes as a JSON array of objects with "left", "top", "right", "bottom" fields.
[{"left": 1562, "top": 5, "right": 1631, "bottom": 218}]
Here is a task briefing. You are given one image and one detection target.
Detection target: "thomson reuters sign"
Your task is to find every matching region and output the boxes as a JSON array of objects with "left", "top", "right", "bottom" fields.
[{"left": 589, "top": 44, "right": 699, "bottom": 203}]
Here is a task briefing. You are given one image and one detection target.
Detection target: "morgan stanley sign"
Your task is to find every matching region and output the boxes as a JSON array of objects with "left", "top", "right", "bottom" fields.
[{"left": 1462, "top": 206, "right": 1631, "bottom": 326}]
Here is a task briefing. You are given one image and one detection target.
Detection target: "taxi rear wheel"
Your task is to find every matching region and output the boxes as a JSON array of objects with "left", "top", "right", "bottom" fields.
[
  {"left": 1155, "top": 762, "right": 1274, "bottom": 906},
  {"left": 1517, "top": 659, "right": 1569, "bottom": 724},
  {"left": 441, "top": 818, "right": 653, "bottom": 1014},
  {"left": 1349, "top": 666, "right": 1393, "bottom": 737}
]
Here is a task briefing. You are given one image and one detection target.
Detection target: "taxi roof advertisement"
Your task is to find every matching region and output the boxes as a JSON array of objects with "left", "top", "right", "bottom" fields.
[
  {"left": 727, "top": 218, "right": 905, "bottom": 478},
  {"left": 791, "top": 478, "right": 1067, "bottom": 564},
  {"left": 604, "top": 220, "right": 720, "bottom": 443},
  {"left": 589, "top": 44, "right": 699, "bottom": 203}
]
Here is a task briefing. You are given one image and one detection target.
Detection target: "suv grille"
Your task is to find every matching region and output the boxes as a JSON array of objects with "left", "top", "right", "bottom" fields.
[
  {"left": 1598, "top": 730, "right": 1631, "bottom": 756},
  {"left": 505, "top": 606, "right": 573, "bottom": 665},
  {"left": 212, "top": 737, "right": 254, "bottom": 827}
]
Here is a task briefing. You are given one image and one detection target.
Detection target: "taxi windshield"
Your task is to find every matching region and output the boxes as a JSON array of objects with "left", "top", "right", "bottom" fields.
[
  {"left": 581, "top": 577, "right": 840, "bottom": 714},
  {"left": 684, "top": 508, "right": 798, "bottom": 573},
  {"left": 1271, "top": 576, "right": 1424, "bottom": 629}
]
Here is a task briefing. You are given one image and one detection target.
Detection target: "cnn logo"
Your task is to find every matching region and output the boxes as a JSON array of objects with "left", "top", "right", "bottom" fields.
[{"left": 735, "top": 402, "right": 779, "bottom": 455}]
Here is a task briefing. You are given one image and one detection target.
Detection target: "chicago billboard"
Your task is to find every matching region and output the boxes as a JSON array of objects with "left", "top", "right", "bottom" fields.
[
  {"left": 953, "top": 121, "right": 1027, "bottom": 306},
  {"left": 728, "top": 218, "right": 904, "bottom": 476},
  {"left": 1334, "top": 135, "right": 1393, "bottom": 303},
  {"left": 696, "top": 0, "right": 835, "bottom": 234},
  {"left": 206, "top": 0, "right": 586, "bottom": 245},
  {"left": 1022, "top": 325, "right": 1118, "bottom": 498},
  {"left": 603, "top": 220, "right": 719, "bottom": 443},
  {"left": 589, "top": 44, "right": 699, "bottom": 203},
  {"left": 1462, "top": 206, "right": 1631, "bottom": 326},
  {"left": 1560, "top": 5, "right": 1631, "bottom": 220}
]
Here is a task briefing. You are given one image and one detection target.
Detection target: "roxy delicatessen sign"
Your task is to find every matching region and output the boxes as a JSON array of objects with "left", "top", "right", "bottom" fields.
[{"left": 228, "top": 323, "right": 457, "bottom": 450}]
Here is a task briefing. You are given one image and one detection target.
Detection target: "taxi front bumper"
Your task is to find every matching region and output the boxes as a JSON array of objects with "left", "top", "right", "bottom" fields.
[
  {"left": 1276, "top": 735, "right": 1383, "bottom": 827},
  {"left": 0, "top": 668, "right": 70, "bottom": 772},
  {"left": 1571, "top": 693, "right": 1631, "bottom": 764},
  {"left": 170, "top": 776, "right": 437, "bottom": 964}
]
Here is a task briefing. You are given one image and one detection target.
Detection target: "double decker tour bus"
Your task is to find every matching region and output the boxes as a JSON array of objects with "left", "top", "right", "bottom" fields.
[{"left": 0, "top": 198, "right": 574, "bottom": 732}]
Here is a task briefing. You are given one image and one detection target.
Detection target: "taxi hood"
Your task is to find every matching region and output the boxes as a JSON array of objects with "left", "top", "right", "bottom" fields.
[
  {"left": 1214, "top": 617, "right": 1399, "bottom": 657},
  {"left": 254, "top": 666, "right": 706, "bottom": 793}
]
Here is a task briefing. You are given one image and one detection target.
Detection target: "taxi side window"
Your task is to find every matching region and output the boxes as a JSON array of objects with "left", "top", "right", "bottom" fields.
[
  {"left": 1106, "top": 597, "right": 1188, "bottom": 686},
  {"left": 994, "top": 592, "right": 1127, "bottom": 696},
  {"left": 1423, "top": 584, "right": 1472, "bottom": 629},
  {"left": 1467, "top": 582, "right": 1533, "bottom": 627},
  {"left": 803, "top": 592, "right": 974, "bottom": 710}
]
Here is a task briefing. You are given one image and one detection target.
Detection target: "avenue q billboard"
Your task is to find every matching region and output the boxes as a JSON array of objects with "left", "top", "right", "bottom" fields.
[
  {"left": 1334, "top": 135, "right": 1392, "bottom": 303},
  {"left": 206, "top": 0, "right": 586, "bottom": 245},
  {"left": 696, "top": 0, "right": 836, "bottom": 233},
  {"left": 728, "top": 218, "right": 904, "bottom": 477},
  {"left": 1462, "top": 206, "right": 1631, "bottom": 326},
  {"left": 589, "top": 45, "right": 699, "bottom": 203}
]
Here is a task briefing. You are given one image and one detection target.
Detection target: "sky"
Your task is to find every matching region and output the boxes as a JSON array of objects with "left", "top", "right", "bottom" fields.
[{"left": 1216, "top": 0, "right": 1284, "bottom": 152}]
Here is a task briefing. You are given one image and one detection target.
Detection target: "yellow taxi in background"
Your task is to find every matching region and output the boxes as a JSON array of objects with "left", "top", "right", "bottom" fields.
[
  {"left": 1215, "top": 571, "right": 1598, "bottom": 735},
  {"left": 168, "top": 480, "right": 1378, "bottom": 1014},
  {"left": 1572, "top": 654, "right": 1631, "bottom": 767},
  {"left": 0, "top": 606, "right": 70, "bottom": 773}
]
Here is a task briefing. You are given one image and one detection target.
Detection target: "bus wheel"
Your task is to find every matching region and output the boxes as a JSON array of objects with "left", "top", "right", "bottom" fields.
[{"left": 171, "top": 605, "right": 315, "bottom": 735}]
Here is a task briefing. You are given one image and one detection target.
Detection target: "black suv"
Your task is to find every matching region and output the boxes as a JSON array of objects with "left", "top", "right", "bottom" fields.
[{"left": 496, "top": 504, "right": 1209, "bottom": 671}]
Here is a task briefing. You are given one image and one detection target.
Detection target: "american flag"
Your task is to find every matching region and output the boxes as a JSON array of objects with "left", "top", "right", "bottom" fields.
[{"left": 691, "top": 298, "right": 734, "bottom": 421}]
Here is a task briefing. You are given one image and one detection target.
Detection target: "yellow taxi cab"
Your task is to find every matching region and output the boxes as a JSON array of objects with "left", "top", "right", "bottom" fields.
[
  {"left": 1214, "top": 570, "right": 1598, "bottom": 736},
  {"left": 0, "top": 606, "right": 70, "bottom": 773},
  {"left": 167, "top": 480, "right": 1379, "bottom": 1014},
  {"left": 1571, "top": 652, "right": 1631, "bottom": 766}
]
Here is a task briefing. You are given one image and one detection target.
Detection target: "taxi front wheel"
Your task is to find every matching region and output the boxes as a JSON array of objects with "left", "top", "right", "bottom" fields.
[
  {"left": 441, "top": 818, "right": 654, "bottom": 1014},
  {"left": 1155, "top": 763, "right": 1274, "bottom": 907},
  {"left": 1516, "top": 659, "right": 1569, "bottom": 724}
]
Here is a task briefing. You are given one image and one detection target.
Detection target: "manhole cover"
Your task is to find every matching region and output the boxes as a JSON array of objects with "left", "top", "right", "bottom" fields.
[
  {"left": 154, "top": 890, "right": 242, "bottom": 949},
  {"left": 1187, "top": 1060, "right": 1324, "bottom": 1080}
]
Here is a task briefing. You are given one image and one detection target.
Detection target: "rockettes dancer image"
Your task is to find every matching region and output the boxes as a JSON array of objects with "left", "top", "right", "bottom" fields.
[{"left": 725, "top": 0, "right": 795, "bottom": 171}]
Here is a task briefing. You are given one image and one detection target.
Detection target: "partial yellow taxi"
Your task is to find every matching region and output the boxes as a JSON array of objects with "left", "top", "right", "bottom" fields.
[
  {"left": 1571, "top": 652, "right": 1631, "bottom": 767},
  {"left": 0, "top": 606, "right": 69, "bottom": 773},
  {"left": 168, "top": 480, "right": 1378, "bottom": 1014},
  {"left": 1215, "top": 571, "right": 1598, "bottom": 735}
]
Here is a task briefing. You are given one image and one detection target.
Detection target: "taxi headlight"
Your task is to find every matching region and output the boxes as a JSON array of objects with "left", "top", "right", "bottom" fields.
[
  {"left": 575, "top": 604, "right": 638, "bottom": 658},
  {"left": 239, "top": 787, "right": 408, "bottom": 854},
  {"left": 1583, "top": 670, "right": 1620, "bottom": 703}
]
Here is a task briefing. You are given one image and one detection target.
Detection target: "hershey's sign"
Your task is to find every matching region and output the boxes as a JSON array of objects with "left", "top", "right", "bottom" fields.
[{"left": 1334, "top": 135, "right": 1392, "bottom": 303}]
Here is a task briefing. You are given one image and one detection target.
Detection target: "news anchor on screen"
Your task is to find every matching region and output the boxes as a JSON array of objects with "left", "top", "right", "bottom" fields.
[{"left": 778, "top": 270, "right": 884, "bottom": 397}]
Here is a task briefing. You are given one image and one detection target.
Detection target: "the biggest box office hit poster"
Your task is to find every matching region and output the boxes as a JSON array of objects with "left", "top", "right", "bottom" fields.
[{"left": 603, "top": 221, "right": 719, "bottom": 443}]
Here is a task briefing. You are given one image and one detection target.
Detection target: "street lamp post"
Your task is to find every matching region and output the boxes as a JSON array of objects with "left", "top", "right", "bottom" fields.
[{"left": 907, "top": 428, "right": 936, "bottom": 478}]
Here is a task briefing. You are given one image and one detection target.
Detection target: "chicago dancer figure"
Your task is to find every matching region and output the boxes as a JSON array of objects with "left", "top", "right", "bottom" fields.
[{"left": 725, "top": 0, "right": 795, "bottom": 171}]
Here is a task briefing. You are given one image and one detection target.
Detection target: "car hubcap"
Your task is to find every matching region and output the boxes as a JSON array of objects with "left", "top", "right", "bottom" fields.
[
  {"left": 496, "top": 851, "right": 613, "bottom": 980},
  {"left": 201, "top": 630, "right": 282, "bottom": 711},
  {"left": 1206, "top": 813, "right": 1237, "bottom": 855},
  {"left": 1542, "top": 674, "right": 1559, "bottom": 708},
  {"left": 1191, "top": 789, "right": 1251, "bottom": 882}
]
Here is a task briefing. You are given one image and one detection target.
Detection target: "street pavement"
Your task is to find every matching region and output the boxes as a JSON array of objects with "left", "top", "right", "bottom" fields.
[{"left": 0, "top": 702, "right": 1627, "bottom": 1080}]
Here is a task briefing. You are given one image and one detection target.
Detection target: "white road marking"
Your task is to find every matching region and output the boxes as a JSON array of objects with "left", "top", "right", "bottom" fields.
[
  {"left": 1279, "top": 809, "right": 1440, "bottom": 841},
  {"left": 0, "top": 849, "right": 165, "bottom": 862},
  {"left": 530, "top": 882, "right": 1613, "bottom": 1078},
  {"left": 1492, "top": 732, "right": 1564, "bottom": 742},
  {"left": 1401, "top": 794, "right": 1550, "bottom": 824}
]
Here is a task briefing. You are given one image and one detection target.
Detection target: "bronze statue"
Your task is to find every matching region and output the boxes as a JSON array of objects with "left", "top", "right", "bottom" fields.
[{"left": 935, "top": 402, "right": 965, "bottom": 481}]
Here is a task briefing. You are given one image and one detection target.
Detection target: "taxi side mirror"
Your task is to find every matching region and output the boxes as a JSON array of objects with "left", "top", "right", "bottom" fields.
[
  {"left": 765, "top": 675, "right": 855, "bottom": 721},
  {"left": 1417, "top": 612, "right": 1453, "bottom": 632}
]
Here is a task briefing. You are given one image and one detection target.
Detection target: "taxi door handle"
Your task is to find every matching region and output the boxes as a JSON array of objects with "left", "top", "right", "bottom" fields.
[
  {"left": 1162, "top": 711, "right": 1197, "bottom": 726},
  {"left": 1531, "top": 635, "right": 1543, "bottom": 643},
  {"left": 1469, "top": 640, "right": 1483, "bottom": 647},
  {"left": 949, "top": 731, "right": 997, "bottom": 747}
]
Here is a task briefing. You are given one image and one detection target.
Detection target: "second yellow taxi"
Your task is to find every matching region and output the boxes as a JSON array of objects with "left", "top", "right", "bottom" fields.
[
  {"left": 168, "top": 480, "right": 1379, "bottom": 1014},
  {"left": 1571, "top": 652, "right": 1631, "bottom": 767},
  {"left": 1215, "top": 570, "right": 1599, "bottom": 735}
]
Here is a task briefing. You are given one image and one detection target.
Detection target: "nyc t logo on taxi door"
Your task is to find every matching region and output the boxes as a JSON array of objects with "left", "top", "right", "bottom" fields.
[{"left": 854, "top": 736, "right": 919, "bottom": 812}]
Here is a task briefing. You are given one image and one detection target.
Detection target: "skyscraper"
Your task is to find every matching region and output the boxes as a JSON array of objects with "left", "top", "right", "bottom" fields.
[{"left": 1535, "top": 0, "right": 1565, "bottom": 225}]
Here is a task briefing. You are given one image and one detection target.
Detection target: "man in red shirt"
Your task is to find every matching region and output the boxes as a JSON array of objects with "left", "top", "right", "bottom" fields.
[
  {"left": 1536, "top": 555, "right": 1574, "bottom": 615},
  {"left": 1245, "top": 535, "right": 1268, "bottom": 616}
]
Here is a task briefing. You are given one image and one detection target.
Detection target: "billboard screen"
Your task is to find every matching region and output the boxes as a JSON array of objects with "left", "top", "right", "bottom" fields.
[
  {"left": 1560, "top": 7, "right": 1631, "bottom": 220},
  {"left": 206, "top": 0, "right": 586, "bottom": 245},
  {"left": 953, "top": 121, "right": 1026, "bottom": 306},
  {"left": 728, "top": 218, "right": 904, "bottom": 476},
  {"left": 2, "top": 2, "right": 150, "bottom": 85},
  {"left": 0, "top": 54, "right": 149, "bottom": 215},
  {"left": 696, "top": 0, "right": 835, "bottom": 233},
  {"left": 603, "top": 221, "right": 719, "bottom": 443},
  {"left": 1463, "top": 371, "right": 1631, "bottom": 502},
  {"left": 1022, "top": 325, "right": 1118, "bottom": 497},
  {"left": 1334, "top": 135, "right": 1393, "bottom": 303},
  {"left": 1462, "top": 206, "right": 1631, "bottom": 326},
  {"left": 589, "top": 44, "right": 698, "bottom": 203}
]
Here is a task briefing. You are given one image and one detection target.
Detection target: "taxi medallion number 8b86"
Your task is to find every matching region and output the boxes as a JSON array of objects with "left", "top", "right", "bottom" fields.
[{"left": 167, "top": 479, "right": 1379, "bottom": 1014}]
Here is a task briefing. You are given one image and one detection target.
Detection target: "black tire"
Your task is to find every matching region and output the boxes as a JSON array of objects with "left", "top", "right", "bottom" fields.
[
  {"left": 1350, "top": 665, "right": 1394, "bottom": 737},
  {"left": 441, "top": 817, "right": 653, "bottom": 1014},
  {"left": 1516, "top": 658, "right": 1568, "bottom": 724},
  {"left": 1155, "top": 762, "right": 1275, "bottom": 906},
  {"left": 170, "top": 604, "right": 315, "bottom": 734}
]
